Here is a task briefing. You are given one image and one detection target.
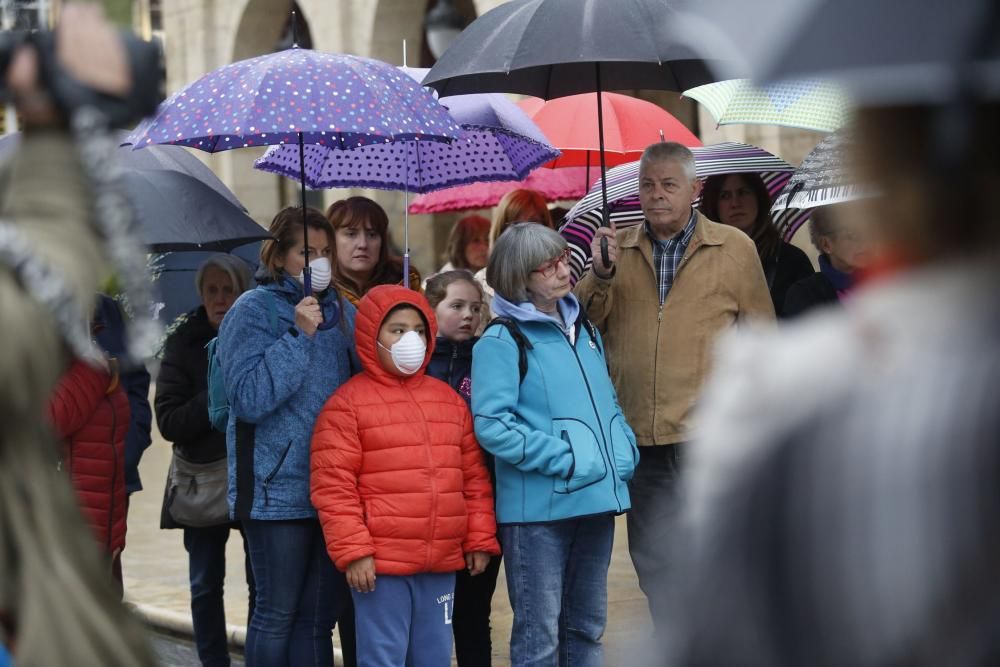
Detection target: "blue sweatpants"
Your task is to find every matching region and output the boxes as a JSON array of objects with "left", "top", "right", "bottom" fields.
[{"left": 352, "top": 572, "right": 456, "bottom": 667}]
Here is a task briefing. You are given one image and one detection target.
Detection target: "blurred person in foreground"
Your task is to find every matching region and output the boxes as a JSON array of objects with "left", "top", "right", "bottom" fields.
[
  {"left": 0, "top": 4, "right": 156, "bottom": 665},
  {"left": 699, "top": 172, "right": 815, "bottom": 316},
  {"left": 574, "top": 142, "right": 774, "bottom": 629},
  {"left": 665, "top": 101, "right": 1000, "bottom": 665},
  {"left": 782, "top": 203, "right": 875, "bottom": 317},
  {"left": 155, "top": 254, "right": 255, "bottom": 667}
]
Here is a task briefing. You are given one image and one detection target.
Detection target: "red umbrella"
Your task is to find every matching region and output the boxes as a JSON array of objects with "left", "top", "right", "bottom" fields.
[
  {"left": 408, "top": 166, "right": 593, "bottom": 214},
  {"left": 519, "top": 93, "right": 702, "bottom": 169}
]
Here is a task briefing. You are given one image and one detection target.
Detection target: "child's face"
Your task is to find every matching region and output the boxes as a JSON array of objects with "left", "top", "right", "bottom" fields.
[
  {"left": 377, "top": 307, "right": 428, "bottom": 376},
  {"left": 434, "top": 281, "right": 483, "bottom": 342}
]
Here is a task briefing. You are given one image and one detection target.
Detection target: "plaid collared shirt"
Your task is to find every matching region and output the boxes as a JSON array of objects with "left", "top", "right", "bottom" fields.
[{"left": 647, "top": 211, "right": 698, "bottom": 305}]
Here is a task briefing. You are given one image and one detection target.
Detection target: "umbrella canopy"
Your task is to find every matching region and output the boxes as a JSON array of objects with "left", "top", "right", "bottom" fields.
[
  {"left": 123, "top": 170, "right": 271, "bottom": 253},
  {"left": 770, "top": 130, "right": 875, "bottom": 238},
  {"left": 560, "top": 142, "right": 809, "bottom": 281},
  {"left": 0, "top": 130, "right": 245, "bottom": 211},
  {"left": 423, "top": 0, "right": 720, "bottom": 267},
  {"left": 755, "top": 0, "right": 1000, "bottom": 105},
  {"left": 128, "top": 46, "right": 464, "bottom": 299},
  {"left": 518, "top": 93, "right": 702, "bottom": 169},
  {"left": 422, "top": 0, "right": 719, "bottom": 98},
  {"left": 407, "top": 166, "right": 592, "bottom": 214},
  {"left": 253, "top": 78, "right": 559, "bottom": 192},
  {"left": 684, "top": 78, "right": 852, "bottom": 133},
  {"left": 127, "top": 48, "right": 463, "bottom": 152}
]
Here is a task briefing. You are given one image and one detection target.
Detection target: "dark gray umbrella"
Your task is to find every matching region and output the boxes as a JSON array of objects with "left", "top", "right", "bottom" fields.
[
  {"left": 423, "top": 0, "right": 722, "bottom": 265},
  {"left": 0, "top": 130, "right": 246, "bottom": 211},
  {"left": 122, "top": 169, "right": 271, "bottom": 252},
  {"left": 753, "top": 0, "right": 1000, "bottom": 105}
]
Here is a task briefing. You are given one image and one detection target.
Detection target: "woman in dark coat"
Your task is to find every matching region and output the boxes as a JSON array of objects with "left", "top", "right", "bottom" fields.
[
  {"left": 701, "top": 172, "right": 815, "bottom": 316},
  {"left": 155, "top": 254, "right": 254, "bottom": 667}
]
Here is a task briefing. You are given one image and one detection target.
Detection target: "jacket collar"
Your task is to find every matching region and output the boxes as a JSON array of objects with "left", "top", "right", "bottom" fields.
[{"left": 620, "top": 210, "right": 724, "bottom": 273}]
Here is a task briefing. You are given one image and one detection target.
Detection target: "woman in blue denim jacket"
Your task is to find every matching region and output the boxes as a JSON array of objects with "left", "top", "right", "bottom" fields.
[
  {"left": 471, "top": 223, "right": 638, "bottom": 667},
  {"left": 217, "top": 207, "right": 356, "bottom": 667}
]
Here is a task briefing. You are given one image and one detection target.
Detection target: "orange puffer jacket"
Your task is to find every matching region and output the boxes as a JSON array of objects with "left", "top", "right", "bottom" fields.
[{"left": 311, "top": 285, "right": 499, "bottom": 575}]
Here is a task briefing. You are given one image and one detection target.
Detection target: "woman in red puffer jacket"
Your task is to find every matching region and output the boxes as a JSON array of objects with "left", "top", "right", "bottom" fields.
[
  {"left": 48, "top": 358, "right": 130, "bottom": 566},
  {"left": 311, "top": 284, "right": 499, "bottom": 667}
]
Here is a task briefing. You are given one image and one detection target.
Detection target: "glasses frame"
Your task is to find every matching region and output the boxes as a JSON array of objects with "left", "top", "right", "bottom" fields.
[{"left": 532, "top": 248, "right": 572, "bottom": 278}]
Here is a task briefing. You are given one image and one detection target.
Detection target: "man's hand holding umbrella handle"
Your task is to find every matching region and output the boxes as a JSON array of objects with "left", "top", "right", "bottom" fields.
[
  {"left": 591, "top": 223, "right": 618, "bottom": 279},
  {"left": 295, "top": 297, "right": 322, "bottom": 337}
]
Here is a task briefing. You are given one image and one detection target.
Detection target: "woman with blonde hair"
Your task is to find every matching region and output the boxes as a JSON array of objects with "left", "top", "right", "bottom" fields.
[{"left": 327, "top": 196, "right": 422, "bottom": 307}]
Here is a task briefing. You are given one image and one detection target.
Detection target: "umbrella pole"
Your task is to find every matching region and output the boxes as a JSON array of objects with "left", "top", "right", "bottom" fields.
[
  {"left": 595, "top": 64, "right": 612, "bottom": 267},
  {"left": 298, "top": 131, "right": 312, "bottom": 297},
  {"left": 402, "top": 142, "right": 411, "bottom": 286}
]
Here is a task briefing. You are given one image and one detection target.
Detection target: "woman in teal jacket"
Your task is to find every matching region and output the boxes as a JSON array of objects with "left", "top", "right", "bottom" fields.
[{"left": 471, "top": 223, "right": 638, "bottom": 667}]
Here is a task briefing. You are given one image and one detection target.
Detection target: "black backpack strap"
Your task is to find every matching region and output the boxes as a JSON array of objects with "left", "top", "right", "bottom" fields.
[
  {"left": 484, "top": 316, "right": 532, "bottom": 383},
  {"left": 574, "top": 307, "right": 604, "bottom": 357}
]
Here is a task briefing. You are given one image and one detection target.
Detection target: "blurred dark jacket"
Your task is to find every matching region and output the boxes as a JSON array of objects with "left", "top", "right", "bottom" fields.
[
  {"left": 93, "top": 294, "right": 152, "bottom": 494},
  {"left": 763, "top": 242, "right": 816, "bottom": 317}
]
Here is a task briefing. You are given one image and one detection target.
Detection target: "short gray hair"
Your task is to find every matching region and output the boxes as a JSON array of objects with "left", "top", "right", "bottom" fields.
[
  {"left": 486, "top": 223, "right": 566, "bottom": 303},
  {"left": 639, "top": 142, "right": 697, "bottom": 183},
  {"left": 195, "top": 253, "right": 252, "bottom": 296},
  {"left": 808, "top": 206, "right": 838, "bottom": 251}
]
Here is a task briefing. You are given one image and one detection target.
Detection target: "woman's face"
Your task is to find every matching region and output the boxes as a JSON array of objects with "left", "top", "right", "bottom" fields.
[
  {"left": 525, "top": 247, "right": 572, "bottom": 312},
  {"left": 463, "top": 231, "right": 489, "bottom": 271},
  {"left": 335, "top": 223, "right": 382, "bottom": 279},
  {"left": 434, "top": 280, "right": 483, "bottom": 342},
  {"left": 276, "top": 226, "right": 331, "bottom": 280},
  {"left": 200, "top": 265, "right": 237, "bottom": 330},
  {"left": 820, "top": 220, "right": 874, "bottom": 274},
  {"left": 716, "top": 174, "right": 759, "bottom": 233}
]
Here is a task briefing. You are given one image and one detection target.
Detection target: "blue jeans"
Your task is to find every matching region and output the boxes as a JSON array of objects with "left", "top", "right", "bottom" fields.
[
  {"left": 184, "top": 524, "right": 256, "bottom": 667},
  {"left": 500, "top": 515, "right": 615, "bottom": 667},
  {"left": 351, "top": 573, "right": 456, "bottom": 667},
  {"left": 243, "top": 519, "right": 349, "bottom": 667}
]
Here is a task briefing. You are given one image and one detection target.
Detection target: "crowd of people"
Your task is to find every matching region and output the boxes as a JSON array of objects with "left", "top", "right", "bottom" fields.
[
  {"left": 43, "top": 141, "right": 882, "bottom": 667},
  {"left": 4, "top": 6, "right": 994, "bottom": 667}
]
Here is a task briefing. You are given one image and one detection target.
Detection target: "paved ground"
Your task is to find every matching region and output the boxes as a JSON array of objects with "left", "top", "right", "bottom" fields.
[{"left": 125, "top": 403, "right": 652, "bottom": 665}]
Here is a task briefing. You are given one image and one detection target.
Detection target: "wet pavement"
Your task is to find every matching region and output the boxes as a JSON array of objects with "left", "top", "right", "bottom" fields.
[{"left": 125, "top": 403, "right": 652, "bottom": 665}]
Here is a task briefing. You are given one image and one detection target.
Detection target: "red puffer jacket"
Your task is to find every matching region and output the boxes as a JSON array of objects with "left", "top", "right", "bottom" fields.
[
  {"left": 48, "top": 359, "right": 130, "bottom": 554},
  {"left": 311, "top": 285, "right": 499, "bottom": 575}
]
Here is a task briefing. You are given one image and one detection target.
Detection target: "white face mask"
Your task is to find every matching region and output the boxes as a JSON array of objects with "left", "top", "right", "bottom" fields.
[
  {"left": 378, "top": 330, "right": 426, "bottom": 375},
  {"left": 296, "top": 257, "right": 331, "bottom": 292}
]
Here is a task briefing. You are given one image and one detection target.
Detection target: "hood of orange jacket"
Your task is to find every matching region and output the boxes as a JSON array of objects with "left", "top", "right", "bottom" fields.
[{"left": 355, "top": 284, "right": 437, "bottom": 384}]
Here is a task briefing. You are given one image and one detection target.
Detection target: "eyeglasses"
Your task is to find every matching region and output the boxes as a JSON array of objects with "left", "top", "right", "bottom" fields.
[{"left": 532, "top": 248, "right": 572, "bottom": 278}]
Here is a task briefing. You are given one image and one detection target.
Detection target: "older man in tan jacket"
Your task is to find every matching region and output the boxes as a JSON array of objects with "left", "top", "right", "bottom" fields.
[{"left": 575, "top": 142, "right": 774, "bottom": 627}]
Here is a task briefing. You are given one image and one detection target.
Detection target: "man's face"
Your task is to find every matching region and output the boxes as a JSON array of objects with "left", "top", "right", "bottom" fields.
[{"left": 639, "top": 159, "right": 701, "bottom": 238}]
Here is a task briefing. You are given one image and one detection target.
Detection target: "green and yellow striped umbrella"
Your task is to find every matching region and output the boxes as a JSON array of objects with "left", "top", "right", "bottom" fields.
[{"left": 684, "top": 79, "right": 852, "bottom": 133}]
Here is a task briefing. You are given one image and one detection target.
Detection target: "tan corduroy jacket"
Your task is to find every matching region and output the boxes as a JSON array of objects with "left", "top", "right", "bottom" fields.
[{"left": 575, "top": 212, "right": 775, "bottom": 446}]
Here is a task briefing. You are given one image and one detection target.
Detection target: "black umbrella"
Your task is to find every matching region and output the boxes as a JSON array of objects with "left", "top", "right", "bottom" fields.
[
  {"left": 0, "top": 130, "right": 247, "bottom": 212},
  {"left": 423, "top": 0, "right": 722, "bottom": 266},
  {"left": 122, "top": 169, "right": 271, "bottom": 252}
]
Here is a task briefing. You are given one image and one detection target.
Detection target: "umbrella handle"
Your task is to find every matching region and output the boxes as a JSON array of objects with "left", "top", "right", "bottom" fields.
[
  {"left": 316, "top": 297, "right": 341, "bottom": 331},
  {"left": 599, "top": 206, "right": 612, "bottom": 267}
]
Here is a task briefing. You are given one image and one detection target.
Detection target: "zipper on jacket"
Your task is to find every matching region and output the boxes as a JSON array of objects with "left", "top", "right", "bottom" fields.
[
  {"left": 548, "top": 322, "right": 623, "bottom": 513},
  {"left": 448, "top": 344, "right": 458, "bottom": 381},
  {"left": 262, "top": 440, "right": 293, "bottom": 506},
  {"left": 405, "top": 382, "right": 439, "bottom": 571},
  {"left": 107, "top": 395, "right": 119, "bottom": 553}
]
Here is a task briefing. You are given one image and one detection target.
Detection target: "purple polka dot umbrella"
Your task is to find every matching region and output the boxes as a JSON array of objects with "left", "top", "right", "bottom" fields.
[{"left": 127, "top": 47, "right": 464, "bottom": 300}]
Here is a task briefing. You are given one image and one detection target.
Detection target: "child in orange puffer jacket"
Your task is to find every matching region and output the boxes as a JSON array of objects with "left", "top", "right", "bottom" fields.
[{"left": 310, "top": 284, "right": 499, "bottom": 667}]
